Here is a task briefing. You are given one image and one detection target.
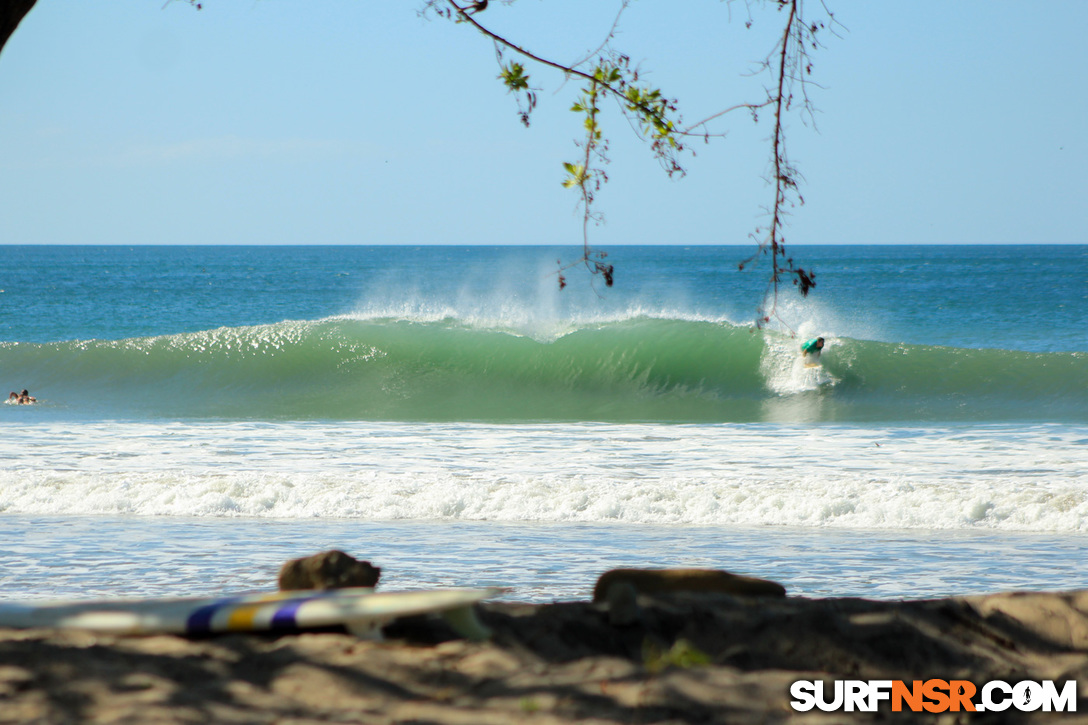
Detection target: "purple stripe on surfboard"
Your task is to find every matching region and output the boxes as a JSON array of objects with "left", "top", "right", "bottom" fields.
[
  {"left": 270, "top": 599, "right": 308, "bottom": 630},
  {"left": 185, "top": 596, "right": 245, "bottom": 634},
  {"left": 185, "top": 592, "right": 370, "bottom": 634}
]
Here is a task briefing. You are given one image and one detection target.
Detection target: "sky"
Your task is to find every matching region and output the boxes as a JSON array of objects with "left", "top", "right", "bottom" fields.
[{"left": 1, "top": 1, "right": 1086, "bottom": 246}]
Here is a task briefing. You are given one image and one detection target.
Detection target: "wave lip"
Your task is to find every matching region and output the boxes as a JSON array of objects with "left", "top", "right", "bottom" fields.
[{"left": 1, "top": 317, "right": 1084, "bottom": 423}]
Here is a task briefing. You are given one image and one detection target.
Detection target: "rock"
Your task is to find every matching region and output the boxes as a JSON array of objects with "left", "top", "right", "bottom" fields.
[
  {"left": 592, "top": 568, "right": 786, "bottom": 603},
  {"left": 277, "top": 550, "right": 381, "bottom": 591},
  {"left": 604, "top": 580, "right": 640, "bottom": 626}
]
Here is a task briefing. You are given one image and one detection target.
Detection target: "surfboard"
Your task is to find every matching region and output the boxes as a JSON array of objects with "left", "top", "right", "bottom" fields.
[
  {"left": 0, "top": 587, "right": 502, "bottom": 640},
  {"left": 804, "top": 362, "right": 821, "bottom": 369}
]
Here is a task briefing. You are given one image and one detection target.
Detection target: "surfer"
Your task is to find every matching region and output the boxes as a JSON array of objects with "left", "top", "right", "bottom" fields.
[
  {"left": 8, "top": 390, "right": 35, "bottom": 405},
  {"left": 800, "top": 337, "right": 825, "bottom": 360}
]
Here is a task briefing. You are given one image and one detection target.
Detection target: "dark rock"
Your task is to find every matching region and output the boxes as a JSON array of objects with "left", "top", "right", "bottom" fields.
[
  {"left": 604, "top": 580, "right": 640, "bottom": 626},
  {"left": 593, "top": 568, "right": 786, "bottom": 603},
  {"left": 277, "top": 550, "right": 381, "bottom": 591}
]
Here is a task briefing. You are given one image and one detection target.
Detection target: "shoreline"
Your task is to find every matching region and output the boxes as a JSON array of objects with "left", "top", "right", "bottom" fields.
[
  {"left": 4, "top": 513, "right": 1088, "bottom": 605},
  {"left": 2, "top": 588, "right": 1086, "bottom": 723}
]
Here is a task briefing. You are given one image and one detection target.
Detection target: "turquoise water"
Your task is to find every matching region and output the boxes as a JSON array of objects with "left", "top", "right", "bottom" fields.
[
  {"left": 2, "top": 245, "right": 1085, "bottom": 353},
  {"left": 0, "top": 245, "right": 1086, "bottom": 601},
  {"left": 2, "top": 245, "right": 1085, "bottom": 423}
]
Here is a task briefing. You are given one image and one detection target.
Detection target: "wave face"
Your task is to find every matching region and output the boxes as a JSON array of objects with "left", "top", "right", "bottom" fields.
[{"left": 3, "top": 316, "right": 1084, "bottom": 423}]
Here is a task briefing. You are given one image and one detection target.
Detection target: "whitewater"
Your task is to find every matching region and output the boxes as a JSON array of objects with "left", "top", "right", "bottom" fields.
[
  {"left": 2, "top": 420, "right": 1085, "bottom": 530},
  {"left": 1, "top": 244, "right": 1085, "bottom": 602}
]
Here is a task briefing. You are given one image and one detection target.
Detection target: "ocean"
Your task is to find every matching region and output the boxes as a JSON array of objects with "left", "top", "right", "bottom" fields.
[{"left": 1, "top": 244, "right": 1086, "bottom": 603}]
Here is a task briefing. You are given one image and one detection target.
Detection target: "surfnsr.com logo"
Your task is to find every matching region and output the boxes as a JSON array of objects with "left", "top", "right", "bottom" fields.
[{"left": 790, "top": 679, "right": 1078, "bottom": 713}]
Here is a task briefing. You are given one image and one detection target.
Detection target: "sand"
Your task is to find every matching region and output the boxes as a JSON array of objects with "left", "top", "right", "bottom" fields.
[{"left": 2, "top": 588, "right": 1088, "bottom": 723}]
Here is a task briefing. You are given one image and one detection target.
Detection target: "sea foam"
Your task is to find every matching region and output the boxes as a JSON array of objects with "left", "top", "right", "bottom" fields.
[{"left": 2, "top": 421, "right": 1085, "bottom": 533}]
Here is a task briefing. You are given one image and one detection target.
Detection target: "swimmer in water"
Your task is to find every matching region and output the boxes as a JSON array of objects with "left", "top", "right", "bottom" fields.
[{"left": 9, "top": 389, "right": 36, "bottom": 404}]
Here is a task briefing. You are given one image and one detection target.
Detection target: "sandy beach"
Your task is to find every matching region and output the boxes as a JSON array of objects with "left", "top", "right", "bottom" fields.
[{"left": 2, "top": 583, "right": 1087, "bottom": 724}]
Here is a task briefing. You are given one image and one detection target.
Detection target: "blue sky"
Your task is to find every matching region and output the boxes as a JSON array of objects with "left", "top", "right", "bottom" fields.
[{"left": 1, "top": 1, "right": 1085, "bottom": 246}]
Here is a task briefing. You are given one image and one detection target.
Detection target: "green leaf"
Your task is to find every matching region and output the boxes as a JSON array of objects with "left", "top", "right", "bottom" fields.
[
  {"left": 499, "top": 62, "right": 530, "bottom": 92},
  {"left": 562, "top": 163, "right": 586, "bottom": 188}
]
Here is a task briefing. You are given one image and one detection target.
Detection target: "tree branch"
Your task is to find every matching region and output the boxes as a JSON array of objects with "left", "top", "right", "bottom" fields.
[
  {"left": 735, "top": 0, "right": 827, "bottom": 330},
  {"left": 443, "top": 0, "right": 698, "bottom": 144},
  {"left": 0, "top": 0, "right": 37, "bottom": 59},
  {"left": 433, "top": 0, "right": 833, "bottom": 318}
]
